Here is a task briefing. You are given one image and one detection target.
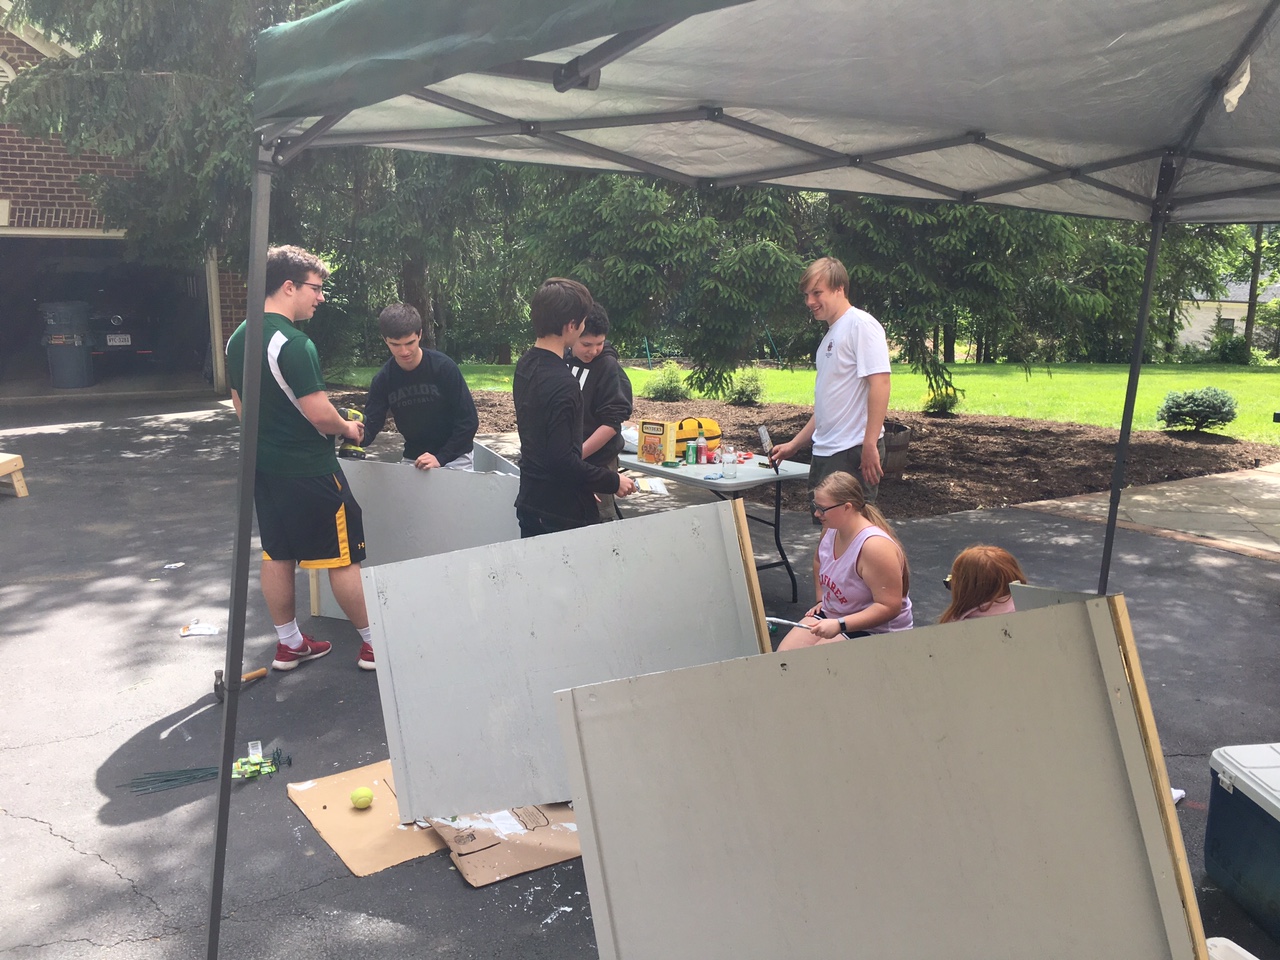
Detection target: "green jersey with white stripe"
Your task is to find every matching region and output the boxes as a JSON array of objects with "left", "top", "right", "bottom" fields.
[{"left": 226, "top": 313, "right": 339, "bottom": 477}]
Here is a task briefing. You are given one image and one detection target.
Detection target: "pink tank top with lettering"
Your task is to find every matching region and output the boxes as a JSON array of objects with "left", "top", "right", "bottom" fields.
[{"left": 817, "top": 525, "right": 913, "bottom": 633}]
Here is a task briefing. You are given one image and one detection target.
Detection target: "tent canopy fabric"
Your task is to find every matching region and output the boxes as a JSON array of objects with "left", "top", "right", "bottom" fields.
[{"left": 254, "top": 0, "right": 1280, "bottom": 223}]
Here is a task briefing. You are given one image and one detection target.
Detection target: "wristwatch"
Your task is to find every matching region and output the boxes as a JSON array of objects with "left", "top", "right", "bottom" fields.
[{"left": 837, "top": 618, "right": 847, "bottom": 634}]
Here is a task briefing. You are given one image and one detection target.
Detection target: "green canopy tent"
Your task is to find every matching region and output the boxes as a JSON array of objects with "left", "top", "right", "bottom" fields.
[{"left": 210, "top": 0, "right": 1280, "bottom": 953}]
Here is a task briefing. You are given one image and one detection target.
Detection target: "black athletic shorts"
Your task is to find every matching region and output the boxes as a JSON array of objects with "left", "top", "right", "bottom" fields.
[{"left": 254, "top": 469, "right": 366, "bottom": 568}]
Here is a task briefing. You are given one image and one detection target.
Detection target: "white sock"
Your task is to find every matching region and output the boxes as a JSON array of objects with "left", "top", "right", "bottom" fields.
[
  {"left": 357, "top": 626, "right": 372, "bottom": 646},
  {"left": 275, "top": 620, "right": 304, "bottom": 650}
]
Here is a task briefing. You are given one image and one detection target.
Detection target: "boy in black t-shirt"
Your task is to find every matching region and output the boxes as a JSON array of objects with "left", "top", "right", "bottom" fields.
[
  {"left": 566, "top": 302, "right": 633, "bottom": 522},
  {"left": 513, "top": 279, "right": 636, "bottom": 538},
  {"left": 361, "top": 304, "right": 479, "bottom": 470}
]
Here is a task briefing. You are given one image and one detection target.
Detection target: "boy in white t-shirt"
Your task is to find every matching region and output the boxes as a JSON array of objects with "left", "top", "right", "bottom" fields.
[{"left": 769, "top": 257, "right": 892, "bottom": 505}]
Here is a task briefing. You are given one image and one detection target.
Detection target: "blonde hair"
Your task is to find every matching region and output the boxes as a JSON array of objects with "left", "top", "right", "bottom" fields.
[
  {"left": 939, "top": 545, "right": 1027, "bottom": 623},
  {"left": 815, "top": 471, "right": 909, "bottom": 595},
  {"left": 798, "top": 256, "right": 849, "bottom": 296}
]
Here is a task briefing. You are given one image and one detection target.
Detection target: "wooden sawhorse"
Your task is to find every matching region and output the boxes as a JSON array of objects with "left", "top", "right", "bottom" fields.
[{"left": 0, "top": 454, "right": 29, "bottom": 497}]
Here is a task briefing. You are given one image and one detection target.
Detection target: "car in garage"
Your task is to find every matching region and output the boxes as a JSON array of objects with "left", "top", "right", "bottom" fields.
[{"left": 35, "top": 268, "right": 158, "bottom": 363}]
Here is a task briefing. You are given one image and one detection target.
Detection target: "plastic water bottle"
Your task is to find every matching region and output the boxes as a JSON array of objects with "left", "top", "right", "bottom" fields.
[{"left": 696, "top": 428, "right": 709, "bottom": 465}]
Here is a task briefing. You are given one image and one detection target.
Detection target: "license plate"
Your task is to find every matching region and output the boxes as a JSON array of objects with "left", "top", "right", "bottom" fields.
[{"left": 106, "top": 333, "right": 131, "bottom": 346}]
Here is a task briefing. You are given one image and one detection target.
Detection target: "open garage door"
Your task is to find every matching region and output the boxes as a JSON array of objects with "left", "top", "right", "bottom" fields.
[{"left": 0, "top": 236, "right": 215, "bottom": 395}]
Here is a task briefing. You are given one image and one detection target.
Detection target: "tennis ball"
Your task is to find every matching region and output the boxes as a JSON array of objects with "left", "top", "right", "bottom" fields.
[{"left": 350, "top": 786, "right": 374, "bottom": 809}]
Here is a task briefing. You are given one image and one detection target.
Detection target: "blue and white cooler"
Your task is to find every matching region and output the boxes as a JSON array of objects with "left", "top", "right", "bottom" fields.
[{"left": 1205, "top": 743, "right": 1280, "bottom": 941}]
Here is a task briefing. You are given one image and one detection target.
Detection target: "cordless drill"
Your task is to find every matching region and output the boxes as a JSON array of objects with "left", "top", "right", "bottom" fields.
[{"left": 336, "top": 407, "right": 367, "bottom": 460}]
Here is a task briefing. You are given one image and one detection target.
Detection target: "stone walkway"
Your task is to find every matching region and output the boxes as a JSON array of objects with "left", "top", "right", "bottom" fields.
[{"left": 1017, "top": 463, "right": 1280, "bottom": 562}]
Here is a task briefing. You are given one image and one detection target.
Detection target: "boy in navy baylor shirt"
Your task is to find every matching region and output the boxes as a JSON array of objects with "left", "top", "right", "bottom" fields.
[{"left": 360, "top": 303, "right": 479, "bottom": 470}]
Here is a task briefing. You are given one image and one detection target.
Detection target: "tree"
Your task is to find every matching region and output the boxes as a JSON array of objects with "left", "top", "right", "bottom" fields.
[
  {"left": 824, "top": 196, "right": 1100, "bottom": 399},
  {"left": 282, "top": 149, "right": 534, "bottom": 365},
  {"left": 981, "top": 219, "right": 1243, "bottom": 364},
  {"left": 1, "top": 0, "right": 331, "bottom": 266},
  {"left": 521, "top": 175, "right": 811, "bottom": 394},
  {"left": 1230, "top": 224, "right": 1280, "bottom": 349}
]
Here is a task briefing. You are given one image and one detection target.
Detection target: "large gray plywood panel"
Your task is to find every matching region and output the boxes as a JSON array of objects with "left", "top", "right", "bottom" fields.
[
  {"left": 313, "top": 458, "right": 520, "bottom": 619},
  {"left": 368, "top": 499, "right": 760, "bottom": 819},
  {"left": 471, "top": 438, "right": 519, "bottom": 476},
  {"left": 559, "top": 598, "right": 1195, "bottom": 960},
  {"left": 1010, "top": 582, "right": 1099, "bottom": 609}
]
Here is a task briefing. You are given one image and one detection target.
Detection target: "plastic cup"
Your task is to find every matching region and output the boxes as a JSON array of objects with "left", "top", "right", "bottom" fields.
[{"left": 721, "top": 445, "right": 737, "bottom": 478}]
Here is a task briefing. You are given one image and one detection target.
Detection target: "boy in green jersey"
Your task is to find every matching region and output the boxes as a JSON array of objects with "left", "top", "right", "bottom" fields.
[{"left": 226, "top": 245, "right": 375, "bottom": 672}]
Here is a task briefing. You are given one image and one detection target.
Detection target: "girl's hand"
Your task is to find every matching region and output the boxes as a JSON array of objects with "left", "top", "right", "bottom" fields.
[
  {"left": 805, "top": 603, "right": 822, "bottom": 620},
  {"left": 810, "top": 618, "right": 843, "bottom": 640}
]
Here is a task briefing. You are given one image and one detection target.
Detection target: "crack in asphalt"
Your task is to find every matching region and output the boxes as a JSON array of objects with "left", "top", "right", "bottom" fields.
[
  {"left": 3, "top": 933, "right": 179, "bottom": 952},
  {"left": 242, "top": 873, "right": 349, "bottom": 912},
  {"left": 0, "top": 807, "right": 180, "bottom": 942}
]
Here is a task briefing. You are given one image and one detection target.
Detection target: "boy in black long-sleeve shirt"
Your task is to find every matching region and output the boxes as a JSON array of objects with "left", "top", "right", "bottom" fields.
[
  {"left": 514, "top": 278, "right": 636, "bottom": 538},
  {"left": 361, "top": 303, "right": 479, "bottom": 470},
  {"left": 566, "top": 302, "right": 633, "bottom": 522}
]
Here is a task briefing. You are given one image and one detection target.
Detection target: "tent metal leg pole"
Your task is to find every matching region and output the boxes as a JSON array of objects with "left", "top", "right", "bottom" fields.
[
  {"left": 1097, "top": 215, "right": 1166, "bottom": 596},
  {"left": 206, "top": 146, "right": 274, "bottom": 960}
]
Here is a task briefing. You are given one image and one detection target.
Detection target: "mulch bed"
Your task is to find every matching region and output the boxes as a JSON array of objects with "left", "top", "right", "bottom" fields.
[{"left": 330, "top": 388, "right": 1280, "bottom": 520}]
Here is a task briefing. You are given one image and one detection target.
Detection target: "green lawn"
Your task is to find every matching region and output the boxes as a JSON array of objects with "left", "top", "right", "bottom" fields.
[
  {"left": 330, "top": 362, "right": 1280, "bottom": 444},
  {"left": 337, "top": 363, "right": 515, "bottom": 391}
]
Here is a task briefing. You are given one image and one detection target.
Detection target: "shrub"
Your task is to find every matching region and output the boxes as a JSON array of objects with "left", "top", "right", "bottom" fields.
[
  {"left": 645, "top": 360, "right": 691, "bottom": 402},
  {"left": 922, "top": 388, "right": 960, "bottom": 415},
  {"left": 1206, "top": 330, "right": 1251, "bottom": 364},
  {"left": 1250, "top": 347, "right": 1280, "bottom": 367},
  {"left": 725, "top": 368, "right": 766, "bottom": 406},
  {"left": 1173, "top": 341, "right": 1210, "bottom": 364},
  {"left": 1156, "top": 387, "right": 1238, "bottom": 431}
]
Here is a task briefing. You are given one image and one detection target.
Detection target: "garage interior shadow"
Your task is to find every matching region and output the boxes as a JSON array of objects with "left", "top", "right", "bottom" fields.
[{"left": 0, "top": 235, "right": 218, "bottom": 401}]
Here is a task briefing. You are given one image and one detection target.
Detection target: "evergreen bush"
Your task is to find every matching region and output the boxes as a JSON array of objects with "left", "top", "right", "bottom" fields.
[
  {"left": 922, "top": 388, "right": 960, "bottom": 415},
  {"left": 1155, "top": 387, "right": 1238, "bottom": 431},
  {"left": 725, "top": 368, "right": 766, "bottom": 406},
  {"left": 1207, "top": 330, "right": 1252, "bottom": 364},
  {"left": 645, "top": 361, "right": 691, "bottom": 402}
]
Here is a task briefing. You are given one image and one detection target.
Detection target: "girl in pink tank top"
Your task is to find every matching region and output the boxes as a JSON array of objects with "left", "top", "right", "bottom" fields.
[{"left": 777, "top": 471, "right": 912, "bottom": 651}]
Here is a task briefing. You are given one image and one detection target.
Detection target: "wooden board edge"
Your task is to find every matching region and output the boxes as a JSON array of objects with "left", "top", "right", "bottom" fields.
[
  {"left": 731, "top": 498, "right": 770, "bottom": 654},
  {"left": 1108, "top": 594, "right": 1209, "bottom": 960},
  {"left": 308, "top": 569, "right": 321, "bottom": 618}
]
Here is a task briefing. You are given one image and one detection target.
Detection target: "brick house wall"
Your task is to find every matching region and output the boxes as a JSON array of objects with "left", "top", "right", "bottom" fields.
[
  {"left": 0, "top": 30, "right": 134, "bottom": 234},
  {"left": 218, "top": 268, "right": 247, "bottom": 345},
  {"left": 3, "top": 24, "right": 247, "bottom": 387}
]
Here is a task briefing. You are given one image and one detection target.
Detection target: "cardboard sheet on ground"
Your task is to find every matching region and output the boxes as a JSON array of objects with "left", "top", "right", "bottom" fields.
[
  {"left": 286, "top": 760, "right": 446, "bottom": 876},
  {"left": 287, "top": 761, "right": 582, "bottom": 884},
  {"left": 558, "top": 596, "right": 1205, "bottom": 960},
  {"left": 429, "top": 804, "right": 580, "bottom": 887}
]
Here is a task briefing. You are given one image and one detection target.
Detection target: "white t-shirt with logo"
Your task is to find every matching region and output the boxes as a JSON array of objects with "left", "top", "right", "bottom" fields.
[{"left": 812, "top": 306, "right": 892, "bottom": 456}]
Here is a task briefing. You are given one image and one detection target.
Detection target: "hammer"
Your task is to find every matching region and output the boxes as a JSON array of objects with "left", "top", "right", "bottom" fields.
[{"left": 213, "top": 667, "right": 268, "bottom": 702}]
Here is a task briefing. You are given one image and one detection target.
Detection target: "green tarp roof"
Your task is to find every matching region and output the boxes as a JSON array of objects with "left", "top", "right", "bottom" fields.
[{"left": 253, "top": 0, "right": 1280, "bottom": 222}]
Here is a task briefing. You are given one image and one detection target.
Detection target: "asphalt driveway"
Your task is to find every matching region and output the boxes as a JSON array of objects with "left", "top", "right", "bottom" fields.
[{"left": 1, "top": 397, "right": 1276, "bottom": 959}]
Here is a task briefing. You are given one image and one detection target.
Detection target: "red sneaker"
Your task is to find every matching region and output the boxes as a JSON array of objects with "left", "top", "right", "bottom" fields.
[
  {"left": 271, "top": 635, "right": 331, "bottom": 671},
  {"left": 358, "top": 641, "right": 375, "bottom": 672}
]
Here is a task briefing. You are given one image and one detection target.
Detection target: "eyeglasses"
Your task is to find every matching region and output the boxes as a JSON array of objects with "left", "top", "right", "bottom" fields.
[
  {"left": 943, "top": 574, "right": 953, "bottom": 591},
  {"left": 297, "top": 281, "right": 325, "bottom": 293},
  {"left": 810, "top": 500, "right": 846, "bottom": 516}
]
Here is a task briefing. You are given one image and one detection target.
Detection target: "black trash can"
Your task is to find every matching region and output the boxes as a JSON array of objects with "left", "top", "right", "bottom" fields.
[{"left": 40, "top": 301, "right": 96, "bottom": 388}]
